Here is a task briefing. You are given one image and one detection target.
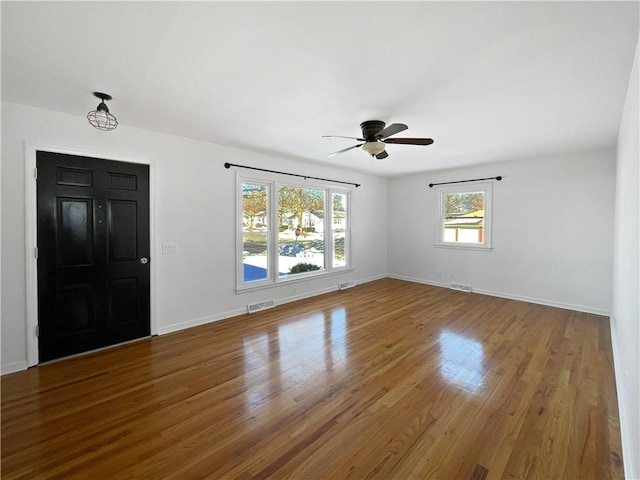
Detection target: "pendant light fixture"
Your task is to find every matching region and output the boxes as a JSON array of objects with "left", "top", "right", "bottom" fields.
[{"left": 87, "top": 92, "right": 118, "bottom": 131}]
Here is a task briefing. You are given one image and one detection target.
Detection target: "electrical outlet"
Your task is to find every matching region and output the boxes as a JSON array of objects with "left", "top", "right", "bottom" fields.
[
  {"left": 436, "top": 272, "right": 441, "bottom": 279},
  {"left": 293, "top": 287, "right": 297, "bottom": 295}
]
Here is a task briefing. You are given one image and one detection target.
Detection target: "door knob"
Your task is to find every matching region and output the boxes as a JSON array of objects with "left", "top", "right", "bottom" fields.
[{"left": 140, "top": 257, "right": 149, "bottom": 264}]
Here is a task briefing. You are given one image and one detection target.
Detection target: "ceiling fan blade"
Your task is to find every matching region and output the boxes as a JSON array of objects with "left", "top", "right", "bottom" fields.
[
  {"left": 377, "top": 123, "right": 408, "bottom": 139},
  {"left": 375, "top": 150, "right": 389, "bottom": 160},
  {"left": 383, "top": 137, "right": 434, "bottom": 145},
  {"left": 322, "top": 135, "right": 366, "bottom": 141},
  {"left": 327, "top": 143, "right": 363, "bottom": 157}
]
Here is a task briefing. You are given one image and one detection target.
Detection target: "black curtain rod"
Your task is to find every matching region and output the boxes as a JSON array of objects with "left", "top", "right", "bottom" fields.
[
  {"left": 224, "top": 162, "right": 361, "bottom": 187},
  {"left": 428, "top": 176, "right": 502, "bottom": 188}
]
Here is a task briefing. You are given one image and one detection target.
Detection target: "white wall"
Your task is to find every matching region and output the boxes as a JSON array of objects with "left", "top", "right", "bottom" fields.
[
  {"left": 388, "top": 149, "right": 616, "bottom": 314},
  {"left": 1, "top": 102, "right": 388, "bottom": 373},
  {"left": 612, "top": 35, "right": 639, "bottom": 480}
]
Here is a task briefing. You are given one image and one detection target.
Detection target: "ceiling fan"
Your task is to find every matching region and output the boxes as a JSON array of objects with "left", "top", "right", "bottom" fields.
[{"left": 323, "top": 120, "right": 434, "bottom": 160}]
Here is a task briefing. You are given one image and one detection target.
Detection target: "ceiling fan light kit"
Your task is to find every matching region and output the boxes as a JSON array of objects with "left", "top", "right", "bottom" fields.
[
  {"left": 87, "top": 92, "right": 118, "bottom": 131},
  {"left": 361, "top": 141, "right": 386, "bottom": 156},
  {"left": 324, "top": 120, "right": 433, "bottom": 160}
]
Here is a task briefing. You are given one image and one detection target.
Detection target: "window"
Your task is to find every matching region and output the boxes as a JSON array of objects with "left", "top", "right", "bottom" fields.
[
  {"left": 242, "top": 182, "right": 271, "bottom": 283},
  {"left": 435, "top": 182, "right": 492, "bottom": 250},
  {"left": 331, "top": 192, "right": 348, "bottom": 268},
  {"left": 238, "top": 176, "right": 351, "bottom": 289},
  {"left": 277, "top": 185, "right": 325, "bottom": 277}
]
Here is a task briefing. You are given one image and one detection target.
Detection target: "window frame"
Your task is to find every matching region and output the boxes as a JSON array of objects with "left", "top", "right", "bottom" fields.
[
  {"left": 435, "top": 182, "right": 493, "bottom": 251},
  {"left": 330, "top": 190, "right": 350, "bottom": 270},
  {"left": 236, "top": 173, "right": 352, "bottom": 291},
  {"left": 237, "top": 179, "right": 273, "bottom": 289}
]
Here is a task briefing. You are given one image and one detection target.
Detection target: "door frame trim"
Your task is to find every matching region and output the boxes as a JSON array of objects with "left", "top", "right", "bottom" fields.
[{"left": 25, "top": 142, "right": 157, "bottom": 367}]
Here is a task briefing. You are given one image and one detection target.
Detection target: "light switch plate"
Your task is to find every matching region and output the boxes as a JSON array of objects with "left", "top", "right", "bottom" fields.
[{"left": 162, "top": 243, "right": 178, "bottom": 254}]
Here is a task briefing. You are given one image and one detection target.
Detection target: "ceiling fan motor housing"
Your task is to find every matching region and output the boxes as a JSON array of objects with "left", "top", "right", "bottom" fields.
[{"left": 360, "top": 120, "right": 386, "bottom": 141}]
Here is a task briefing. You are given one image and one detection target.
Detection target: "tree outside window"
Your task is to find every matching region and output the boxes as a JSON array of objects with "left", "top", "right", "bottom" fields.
[
  {"left": 444, "top": 191, "right": 484, "bottom": 244},
  {"left": 278, "top": 186, "right": 325, "bottom": 276},
  {"left": 436, "top": 183, "right": 493, "bottom": 250},
  {"left": 242, "top": 183, "right": 270, "bottom": 282},
  {"left": 238, "top": 179, "right": 351, "bottom": 289}
]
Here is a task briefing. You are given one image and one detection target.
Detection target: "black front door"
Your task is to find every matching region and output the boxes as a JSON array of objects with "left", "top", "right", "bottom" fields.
[{"left": 36, "top": 151, "right": 150, "bottom": 362}]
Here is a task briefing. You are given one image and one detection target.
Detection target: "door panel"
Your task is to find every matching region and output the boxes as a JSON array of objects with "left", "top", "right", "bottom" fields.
[
  {"left": 37, "top": 151, "right": 150, "bottom": 362},
  {"left": 57, "top": 198, "right": 94, "bottom": 266},
  {"left": 109, "top": 172, "right": 137, "bottom": 190},
  {"left": 108, "top": 200, "right": 138, "bottom": 262},
  {"left": 108, "top": 278, "right": 138, "bottom": 325},
  {"left": 57, "top": 166, "right": 93, "bottom": 187},
  {"left": 55, "top": 284, "right": 93, "bottom": 333}
]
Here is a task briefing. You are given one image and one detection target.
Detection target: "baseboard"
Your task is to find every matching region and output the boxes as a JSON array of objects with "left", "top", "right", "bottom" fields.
[
  {"left": 1, "top": 360, "right": 28, "bottom": 376},
  {"left": 275, "top": 274, "right": 382, "bottom": 304},
  {"left": 473, "top": 287, "right": 609, "bottom": 316},
  {"left": 157, "top": 308, "right": 247, "bottom": 335},
  {"left": 387, "top": 274, "right": 610, "bottom": 316},
  {"left": 157, "top": 275, "right": 387, "bottom": 336},
  {"left": 388, "top": 274, "right": 448, "bottom": 289},
  {"left": 609, "top": 315, "right": 637, "bottom": 480},
  {"left": 277, "top": 285, "right": 340, "bottom": 306}
]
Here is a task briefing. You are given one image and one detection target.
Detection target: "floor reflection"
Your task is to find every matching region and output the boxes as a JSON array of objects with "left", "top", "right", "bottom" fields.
[
  {"left": 242, "top": 332, "right": 273, "bottom": 411},
  {"left": 277, "top": 308, "right": 348, "bottom": 381},
  {"left": 438, "top": 329, "right": 486, "bottom": 394},
  {"left": 329, "top": 307, "right": 348, "bottom": 367},
  {"left": 242, "top": 307, "right": 349, "bottom": 411}
]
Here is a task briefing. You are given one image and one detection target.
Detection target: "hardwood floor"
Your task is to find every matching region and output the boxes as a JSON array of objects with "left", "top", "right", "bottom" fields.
[{"left": 1, "top": 279, "right": 623, "bottom": 479}]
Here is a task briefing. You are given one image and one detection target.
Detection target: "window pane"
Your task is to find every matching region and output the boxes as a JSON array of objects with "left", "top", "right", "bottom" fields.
[
  {"left": 332, "top": 231, "right": 346, "bottom": 268},
  {"left": 277, "top": 186, "right": 325, "bottom": 276},
  {"left": 332, "top": 193, "right": 348, "bottom": 268},
  {"left": 443, "top": 192, "right": 484, "bottom": 244},
  {"left": 242, "top": 183, "right": 269, "bottom": 282}
]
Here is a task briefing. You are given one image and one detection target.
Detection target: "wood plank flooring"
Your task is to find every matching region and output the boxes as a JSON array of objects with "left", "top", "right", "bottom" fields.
[{"left": 1, "top": 279, "right": 624, "bottom": 479}]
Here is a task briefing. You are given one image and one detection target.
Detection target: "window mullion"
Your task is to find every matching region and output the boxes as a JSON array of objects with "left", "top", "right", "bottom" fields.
[
  {"left": 271, "top": 180, "right": 279, "bottom": 282},
  {"left": 326, "top": 189, "right": 332, "bottom": 272}
]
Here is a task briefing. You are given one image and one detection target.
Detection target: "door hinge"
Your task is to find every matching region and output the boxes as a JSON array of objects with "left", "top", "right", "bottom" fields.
[
  {"left": 35, "top": 247, "right": 38, "bottom": 259},
  {"left": 34, "top": 167, "right": 38, "bottom": 180},
  {"left": 35, "top": 325, "right": 39, "bottom": 337}
]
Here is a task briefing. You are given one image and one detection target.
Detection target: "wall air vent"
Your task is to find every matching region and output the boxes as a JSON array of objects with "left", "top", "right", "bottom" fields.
[
  {"left": 247, "top": 299, "right": 276, "bottom": 314},
  {"left": 339, "top": 281, "right": 355, "bottom": 290},
  {"left": 450, "top": 283, "right": 472, "bottom": 293}
]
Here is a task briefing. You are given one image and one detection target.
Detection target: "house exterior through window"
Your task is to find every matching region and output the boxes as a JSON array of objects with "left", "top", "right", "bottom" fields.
[
  {"left": 435, "top": 182, "right": 493, "bottom": 250},
  {"left": 238, "top": 176, "right": 351, "bottom": 290}
]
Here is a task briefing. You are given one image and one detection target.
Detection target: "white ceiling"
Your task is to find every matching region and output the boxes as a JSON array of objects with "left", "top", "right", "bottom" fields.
[{"left": 2, "top": 1, "right": 638, "bottom": 177}]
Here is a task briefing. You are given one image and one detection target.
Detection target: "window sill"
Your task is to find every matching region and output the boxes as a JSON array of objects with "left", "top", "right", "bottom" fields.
[
  {"left": 236, "top": 267, "right": 354, "bottom": 294},
  {"left": 435, "top": 243, "right": 493, "bottom": 252}
]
